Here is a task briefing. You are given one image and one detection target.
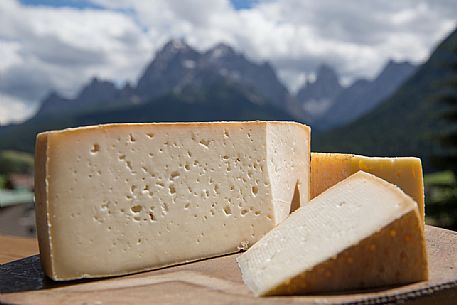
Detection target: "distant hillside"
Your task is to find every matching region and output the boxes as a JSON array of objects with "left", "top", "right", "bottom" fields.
[
  {"left": 313, "top": 28, "right": 457, "bottom": 171},
  {"left": 0, "top": 80, "right": 297, "bottom": 153},
  {"left": 0, "top": 150, "right": 34, "bottom": 175}
]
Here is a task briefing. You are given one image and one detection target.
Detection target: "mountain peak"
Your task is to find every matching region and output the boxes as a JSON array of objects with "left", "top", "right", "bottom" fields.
[
  {"left": 206, "top": 42, "right": 236, "bottom": 59},
  {"left": 296, "top": 63, "right": 343, "bottom": 114},
  {"left": 159, "top": 38, "right": 192, "bottom": 55},
  {"left": 123, "top": 81, "right": 133, "bottom": 90},
  {"left": 85, "top": 76, "right": 112, "bottom": 88},
  {"left": 150, "top": 38, "right": 199, "bottom": 66},
  {"left": 315, "top": 63, "right": 340, "bottom": 84},
  {"left": 75, "top": 77, "right": 118, "bottom": 105},
  {"left": 43, "top": 90, "right": 64, "bottom": 101},
  {"left": 320, "top": 59, "right": 417, "bottom": 129},
  {"left": 136, "top": 38, "right": 201, "bottom": 98},
  {"left": 381, "top": 59, "right": 415, "bottom": 76},
  {"left": 90, "top": 76, "right": 99, "bottom": 84},
  {"left": 79, "top": 77, "right": 116, "bottom": 93},
  {"left": 167, "top": 38, "right": 188, "bottom": 48},
  {"left": 36, "top": 90, "right": 70, "bottom": 116}
]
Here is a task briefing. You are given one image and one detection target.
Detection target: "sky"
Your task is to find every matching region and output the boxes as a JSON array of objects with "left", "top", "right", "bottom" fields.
[{"left": 0, "top": 0, "right": 456, "bottom": 124}]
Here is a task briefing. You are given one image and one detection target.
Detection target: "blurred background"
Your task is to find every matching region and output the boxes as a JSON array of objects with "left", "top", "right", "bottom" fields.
[{"left": 0, "top": 0, "right": 456, "bottom": 237}]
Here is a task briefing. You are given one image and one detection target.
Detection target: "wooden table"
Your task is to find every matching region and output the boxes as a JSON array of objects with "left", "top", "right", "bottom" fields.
[
  {"left": 1, "top": 227, "right": 457, "bottom": 305},
  {"left": 0, "top": 235, "right": 38, "bottom": 264}
]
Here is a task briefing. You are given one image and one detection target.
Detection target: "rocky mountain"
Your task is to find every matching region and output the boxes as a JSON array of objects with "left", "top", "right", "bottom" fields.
[
  {"left": 136, "top": 39, "right": 202, "bottom": 100},
  {"left": 1, "top": 31, "right": 438, "bottom": 158},
  {"left": 74, "top": 77, "right": 119, "bottom": 107},
  {"left": 321, "top": 60, "right": 416, "bottom": 129},
  {"left": 0, "top": 39, "right": 300, "bottom": 153},
  {"left": 33, "top": 39, "right": 291, "bottom": 119},
  {"left": 31, "top": 38, "right": 415, "bottom": 131},
  {"left": 201, "top": 43, "right": 289, "bottom": 107},
  {"left": 296, "top": 64, "right": 343, "bottom": 118},
  {"left": 136, "top": 39, "right": 290, "bottom": 107},
  {"left": 313, "top": 27, "right": 457, "bottom": 171},
  {"left": 296, "top": 61, "right": 416, "bottom": 129},
  {"left": 36, "top": 77, "right": 135, "bottom": 117},
  {"left": 35, "top": 91, "right": 73, "bottom": 116}
]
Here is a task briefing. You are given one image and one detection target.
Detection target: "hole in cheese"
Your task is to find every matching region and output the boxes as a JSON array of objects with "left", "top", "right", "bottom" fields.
[
  {"left": 131, "top": 205, "right": 142, "bottom": 213},
  {"left": 90, "top": 144, "right": 100, "bottom": 154}
]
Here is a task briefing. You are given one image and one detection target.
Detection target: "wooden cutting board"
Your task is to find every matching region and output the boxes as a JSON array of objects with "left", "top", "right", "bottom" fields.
[{"left": 1, "top": 225, "right": 457, "bottom": 305}]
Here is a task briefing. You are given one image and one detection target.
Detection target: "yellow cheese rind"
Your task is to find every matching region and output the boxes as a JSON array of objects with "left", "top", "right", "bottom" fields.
[
  {"left": 310, "top": 153, "right": 425, "bottom": 220},
  {"left": 237, "top": 171, "right": 428, "bottom": 296},
  {"left": 35, "top": 121, "right": 310, "bottom": 280},
  {"left": 310, "top": 153, "right": 353, "bottom": 199}
]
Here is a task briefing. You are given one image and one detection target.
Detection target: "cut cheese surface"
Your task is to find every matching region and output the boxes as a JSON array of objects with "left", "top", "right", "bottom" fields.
[
  {"left": 34, "top": 121, "right": 310, "bottom": 281},
  {"left": 311, "top": 153, "right": 425, "bottom": 220},
  {"left": 236, "top": 171, "right": 428, "bottom": 296}
]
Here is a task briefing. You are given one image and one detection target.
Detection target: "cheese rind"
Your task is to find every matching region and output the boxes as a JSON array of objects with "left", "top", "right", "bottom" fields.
[
  {"left": 310, "top": 153, "right": 425, "bottom": 220},
  {"left": 35, "top": 121, "right": 310, "bottom": 280},
  {"left": 236, "top": 171, "right": 428, "bottom": 296}
]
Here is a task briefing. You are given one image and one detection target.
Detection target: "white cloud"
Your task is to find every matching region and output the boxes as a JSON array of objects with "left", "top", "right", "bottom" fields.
[
  {"left": 0, "top": 0, "right": 152, "bottom": 104},
  {"left": 72, "top": 0, "right": 457, "bottom": 81},
  {"left": 0, "top": 41, "right": 23, "bottom": 71},
  {"left": 0, "top": 93, "right": 37, "bottom": 125},
  {"left": 0, "top": 0, "right": 456, "bottom": 123},
  {"left": 89, "top": 0, "right": 457, "bottom": 88}
]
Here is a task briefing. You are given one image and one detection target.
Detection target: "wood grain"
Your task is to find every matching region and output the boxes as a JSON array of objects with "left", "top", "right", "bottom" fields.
[
  {"left": 1, "top": 225, "right": 456, "bottom": 305},
  {"left": 0, "top": 235, "right": 38, "bottom": 264}
]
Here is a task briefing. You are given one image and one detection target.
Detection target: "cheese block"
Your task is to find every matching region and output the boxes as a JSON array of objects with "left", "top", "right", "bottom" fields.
[
  {"left": 310, "top": 153, "right": 425, "bottom": 220},
  {"left": 35, "top": 121, "right": 310, "bottom": 281},
  {"left": 237, "top": 171, "right": 428, "bottom": 296}
]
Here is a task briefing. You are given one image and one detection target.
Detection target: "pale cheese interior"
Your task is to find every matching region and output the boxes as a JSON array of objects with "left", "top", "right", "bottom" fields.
[
  {"left": 237, "top": 171, "right": 426, "bottom": 296},
  {"left": 35, "top": 121, "right": 310, "bottom": 280}
]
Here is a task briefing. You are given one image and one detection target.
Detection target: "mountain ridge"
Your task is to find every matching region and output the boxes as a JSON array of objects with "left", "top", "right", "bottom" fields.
[
  {"left": 313, "top": 27, "right": 457, "bottom": 171},
  {"left": 0, "top": 78, "right": 297, "bottom": 153},
  {"left": 295, "top": 60, "right": 416, "bottom": 128},
  {"left": 35, "top": 39, "right": 293, "bottom": 120},
  {"left": 320, "top": 60, "right": 416, "bottom": 129},
  {"left": 32, "top": 39, "right": 414, "bottom": 126},
  {"left": 0, "top": 36, "right": 435, "bottom": 159},
  {"left": 296, "top": 64, "right": 343, "bottom": 118}
]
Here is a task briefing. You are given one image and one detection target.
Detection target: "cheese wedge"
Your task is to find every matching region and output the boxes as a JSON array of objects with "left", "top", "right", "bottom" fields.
[
  {"left": 35, "top": 121, "right": 310, "bottom": 280},
  {"left": 311, "top": 153, "right": 425, "bottom": 220},
  {"left": 237, "top": 171, "right": 428, "bottom": 296}
]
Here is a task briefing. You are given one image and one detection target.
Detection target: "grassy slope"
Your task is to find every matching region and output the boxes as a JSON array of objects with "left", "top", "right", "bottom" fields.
[
  {"left": 424, "top": 171, "right": 456, "bottom": 185},
  {"left": 0, "top": 150, "right": 34, "bottom": 175}
]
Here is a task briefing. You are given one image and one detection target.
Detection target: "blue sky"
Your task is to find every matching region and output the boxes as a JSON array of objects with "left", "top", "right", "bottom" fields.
[
  {"left": 1, "top": 0, "right": 456, "bottom": 124},
  {"left": 19, "top": 0, "right": 257, "bottom": 10},
  {"left": 19, "top": 0, "right": 102, "bottom": 9}
]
